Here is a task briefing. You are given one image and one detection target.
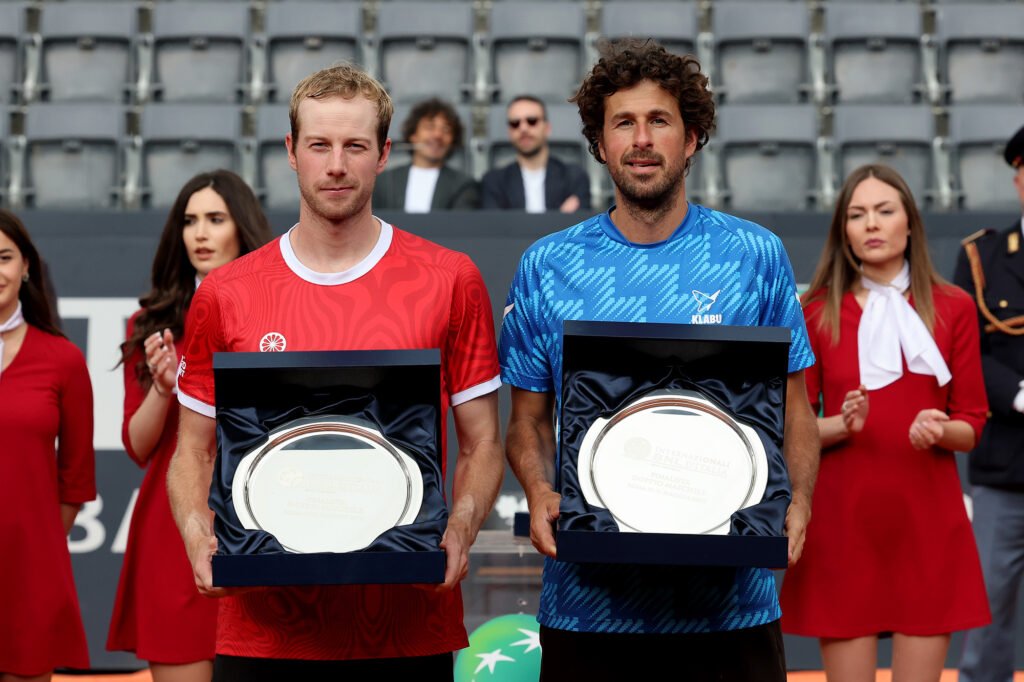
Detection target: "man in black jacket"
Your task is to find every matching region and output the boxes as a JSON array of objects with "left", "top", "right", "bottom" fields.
[
  {"left": 956, "top": 122, "right": 1024, "bottom": 682},
  {"left": 481, "top": 96, "right": 590, "bottom": 213},
  {"left": 373, "top": 98, "right": 479, "bottom": 211}
]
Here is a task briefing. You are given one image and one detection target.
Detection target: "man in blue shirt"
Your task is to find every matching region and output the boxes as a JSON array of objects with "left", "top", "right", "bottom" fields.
[{"left": 499, "top": 39, "right": 820, "bottom": 679}]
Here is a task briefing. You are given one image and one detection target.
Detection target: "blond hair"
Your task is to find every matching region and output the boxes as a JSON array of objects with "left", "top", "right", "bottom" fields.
[{"left": 289, "top": 63, "right": 394, "bottom": 153}]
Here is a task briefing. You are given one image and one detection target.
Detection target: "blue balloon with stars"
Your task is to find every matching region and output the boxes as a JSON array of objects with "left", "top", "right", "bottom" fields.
[{"left": 454, "top": 614, "right": 541, "bottom": 681}]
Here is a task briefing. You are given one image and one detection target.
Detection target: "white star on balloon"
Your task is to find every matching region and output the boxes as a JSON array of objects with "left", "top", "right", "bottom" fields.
[
  {"left": 475, "top": 648, "right": 516, "bottom": 674},
  {"left": 510, "top": 628, "right": 541, "bottom": 653}
]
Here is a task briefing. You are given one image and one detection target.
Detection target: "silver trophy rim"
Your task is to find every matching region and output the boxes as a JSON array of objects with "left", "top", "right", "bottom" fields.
[
  {"left": 236, "top": 419, "right": 419, "bottom": 553},
  {"left": 585, "top": 391, "right": 762, "bottom": 534}
]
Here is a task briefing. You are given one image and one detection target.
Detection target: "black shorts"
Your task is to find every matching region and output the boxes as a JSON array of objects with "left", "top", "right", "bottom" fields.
[
  {"left": 539, "top": 620, "right": 786, "bottom": 682},
  {"left": 213, "top": 652, "right": 454, "bottom": 682}
]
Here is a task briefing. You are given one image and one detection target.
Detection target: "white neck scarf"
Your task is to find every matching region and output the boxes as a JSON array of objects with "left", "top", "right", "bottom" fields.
[
  {"left": 857, "top": 261, "right": 951, "bottom": 390},
  {"left": 0, "top": 301, "right": 25, "bottom": 382}
]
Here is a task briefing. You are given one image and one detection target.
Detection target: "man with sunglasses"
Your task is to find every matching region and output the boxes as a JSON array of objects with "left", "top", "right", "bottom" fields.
[{"left": 481, "top": 95, "right": 591, "bottom": 213}]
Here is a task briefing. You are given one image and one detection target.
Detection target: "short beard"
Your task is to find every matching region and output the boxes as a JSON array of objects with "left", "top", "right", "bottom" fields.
[
  {"left": 608, "top": 157, "right": 687, "bottom": 226},
  {"left": 299, "top": 183, "right": 371, "bottom": 224}
]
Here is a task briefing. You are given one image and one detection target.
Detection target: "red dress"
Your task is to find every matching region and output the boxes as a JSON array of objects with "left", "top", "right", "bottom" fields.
[
  {"left": 106, "top": 311, "right": 217, "bottom": 663},
  {"left": 0, "top": 325, "right": 94, "bottom": 676},
  {"left": 780, "top": 285, "right": 991, "bottom": 637}
]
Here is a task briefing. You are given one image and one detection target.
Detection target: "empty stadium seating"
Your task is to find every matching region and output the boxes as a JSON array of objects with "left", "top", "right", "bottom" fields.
[
  {"left": 28, "top": 2, "right": 137, "bottom": 103},
  {"left": 17, "top": 103, "right": 126, "bottom": 209},
  {"left": 0, "top": 0, "right": 1020, "bottom": 214},
  {"left": 257, "top": 1, "right": 362, "bottom": 104}
]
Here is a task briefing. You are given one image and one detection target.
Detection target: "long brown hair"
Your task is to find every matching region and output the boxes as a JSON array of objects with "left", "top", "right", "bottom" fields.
[
  {"left": 0, "top": 210, "right": 63, "bottom": 337},
  {"left": 804, "top": 163, "right": 946, "bottom": 343},
  {"left": 120, "top": 170, "right": 273, "bottom": 385}
]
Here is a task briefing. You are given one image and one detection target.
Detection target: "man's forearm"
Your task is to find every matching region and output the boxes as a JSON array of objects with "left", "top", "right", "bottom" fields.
[
  {"left": 506, "top": 413, "right": 556, "bottom": 501},
  {"left": 449, "top": 392, "right": 504, "bottom": 539},
  {"left": 449, "top": 437, "right": 504, "bottom": 538},
  {"left": 167, "top": 414, "right": 217, "bottom": 549},
  {"left": 785, "top": 401, "right": 820, "bottom": 507}
]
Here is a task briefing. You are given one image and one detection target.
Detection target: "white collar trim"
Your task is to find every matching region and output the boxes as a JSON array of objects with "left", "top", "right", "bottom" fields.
[{"left": 279, "top": 219, "right": 393, "bottom": 286}]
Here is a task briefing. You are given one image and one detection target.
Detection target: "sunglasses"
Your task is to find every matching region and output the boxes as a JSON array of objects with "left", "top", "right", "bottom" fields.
[{"left": 508, "top": 116, "right": 541, "bottom": 130}]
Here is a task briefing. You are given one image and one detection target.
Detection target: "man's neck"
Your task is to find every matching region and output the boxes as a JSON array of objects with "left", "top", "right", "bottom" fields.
[
  {"left": 292, "top": 205, "right": 382, "bottom": 273},
  {"left": 609, "top": 185, "right": 690, "bottom": 244},
  {"left": 517, "top": 146, "right": 549, "bottom": 172}
]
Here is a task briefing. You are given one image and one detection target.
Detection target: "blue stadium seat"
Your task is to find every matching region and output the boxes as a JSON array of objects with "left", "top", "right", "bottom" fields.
[
  {"left": 17, "top": 103, "right": 127, "bottom": 209},
  {"left": 935, "top": 3, "right": 1024, "bottom": 104},
  {"left": 143, "top": 2, "right": 250, "bottom": 103},
  {"left": 711, "top": 1, "right": 812, "bottom": 104},
  {"left": 376, "top": 1, "right": 475, "bottom": 104},
  {"left": 137, "top": 103, "right": 243, "bottom": 207},
  {"left": 26, "top": 2, "right": 137, "bottom": 103},
  {"left": 487, "top": 1, "right": 586, "bottom": 104},
  {"left": 712, "top": 104, "right": 820, "bottom": 211},
  {"left": 831, "top": 104, "right": 936, "bottom": 208},
  {"left": 257, "top": 1, "right": 362, "bottom": 104},
  {"left": 824, "top": 3, "right": 924, "bottom": 104},
  {"left": 949, "top": 104, "right": 1024, "bottom": 210}
]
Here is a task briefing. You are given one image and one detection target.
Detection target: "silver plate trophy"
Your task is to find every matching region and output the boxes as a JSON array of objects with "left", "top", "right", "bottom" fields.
[
  {"left": 577, "top": 390, "right": 768, "bottom": 535},
  {"left": 231, "top": 418, "right": 424, "bottom": 553}
]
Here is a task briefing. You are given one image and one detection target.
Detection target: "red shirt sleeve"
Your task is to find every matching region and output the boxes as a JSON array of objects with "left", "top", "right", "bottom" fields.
[
  {"left": 57, "top": 340, "right": 96, "bottom": 504},
  {"left": 177, "top": 277, "right": 224, "bottom": 418},
  {"left": 943, "top": 286, "right": 989, "bottom": 443},
  {"left": 444, "top": 254, "right": 500, "bottom": 406}
]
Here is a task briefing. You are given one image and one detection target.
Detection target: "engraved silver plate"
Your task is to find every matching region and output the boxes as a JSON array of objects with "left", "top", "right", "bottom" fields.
[
  {"left": 231, "top": 419, "right": 423, "bottom": 553},
  {"left": 577, "top": 390, "right": 768, "bottom": 535}
]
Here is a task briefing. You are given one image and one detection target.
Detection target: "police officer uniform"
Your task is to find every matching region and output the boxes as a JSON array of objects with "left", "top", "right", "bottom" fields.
[{"left": 956, "top": 122, "right": 1024, "bottom": 682}]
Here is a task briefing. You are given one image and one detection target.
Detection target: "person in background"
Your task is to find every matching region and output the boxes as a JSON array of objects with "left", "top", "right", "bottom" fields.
[
  {"left": 956, "top": 123, "right": 1024, "bottom": 682},
  {"left": 106, "top": 170, "right": 273, "bottom": 682},
  {"left": 0, "top": 209, "right": 95, "bottom": 681},
  {"left": 373, "top": 97, "right": 479, "bottom": 211},
  {"left": 481, "top": 95, "right": 590, "bottom": 213},
  {"left": 781, "top": 164, "right": 990, "bottom": 680}
]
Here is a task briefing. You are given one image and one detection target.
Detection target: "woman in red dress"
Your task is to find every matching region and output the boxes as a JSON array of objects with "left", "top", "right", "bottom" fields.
[
  {"left": 0, "top": 210, "right": 95, "bottom": 681},
  {"left": 780, "top": 164, "right": 991, "bottom": 680},
  {"left": 106, "top": 170, "right": 272, "bottom": 682}
]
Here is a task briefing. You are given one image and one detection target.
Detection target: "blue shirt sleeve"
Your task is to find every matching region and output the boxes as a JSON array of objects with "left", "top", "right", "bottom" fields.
[
  {"left": 499, "top": 247, "right": 555, "bottom": 393},
  {"left": 761, "top": 235, "right": 815, "bottom": 373}
]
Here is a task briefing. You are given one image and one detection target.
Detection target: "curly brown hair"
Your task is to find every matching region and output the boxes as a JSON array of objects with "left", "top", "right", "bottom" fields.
[
  {"left": 400, "top": 97, "right": 465, "bottom": 154},
  {"left": 571, "top": 38, "right": 715, "bottom": 170}
]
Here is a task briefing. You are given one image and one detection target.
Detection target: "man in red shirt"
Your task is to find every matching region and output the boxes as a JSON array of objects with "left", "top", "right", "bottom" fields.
[{"left": 167, "top": 63, "right": 503, "bottom": 680}]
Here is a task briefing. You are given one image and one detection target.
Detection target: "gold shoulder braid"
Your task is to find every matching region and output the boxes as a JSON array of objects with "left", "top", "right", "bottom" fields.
[{"left": 963, "top": 232, "right": 1024, "bottom": 335}]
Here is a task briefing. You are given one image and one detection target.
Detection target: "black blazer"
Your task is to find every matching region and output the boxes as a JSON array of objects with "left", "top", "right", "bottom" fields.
[
  {"left": 480, "top": 156, "right": 591, "bottom": 211},
  {"left": 372, "top": 164, "right": 480, "bottom": 210},
  {"left": 954, "top": 222, "right": 1024, "bottom": 488}
]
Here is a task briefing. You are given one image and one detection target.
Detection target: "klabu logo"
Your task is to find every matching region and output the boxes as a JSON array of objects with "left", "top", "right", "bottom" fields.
[{"left": 691, "top": 289, "right": 722, "bottom": 324}]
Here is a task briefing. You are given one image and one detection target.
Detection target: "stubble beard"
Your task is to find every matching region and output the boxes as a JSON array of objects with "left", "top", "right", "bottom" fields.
[
  {"left": 299, "top": 180, "right": 372, "bottom": 224},
  {"left": 608, "top": 153, "right": 688, "bottom": 225}
]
